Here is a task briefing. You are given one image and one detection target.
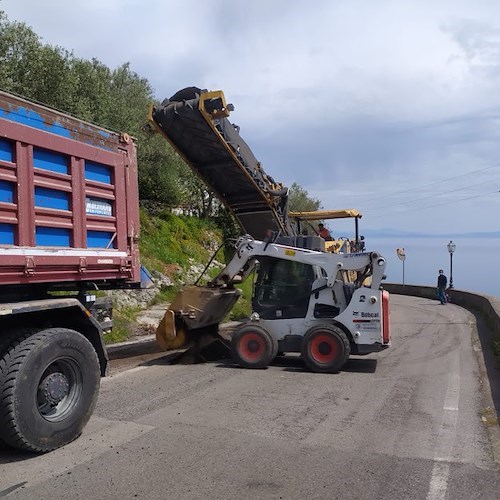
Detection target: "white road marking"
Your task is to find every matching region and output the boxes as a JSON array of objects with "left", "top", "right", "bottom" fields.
[{"left": 426, "top": 350, "right": 460, "bottom": 500}]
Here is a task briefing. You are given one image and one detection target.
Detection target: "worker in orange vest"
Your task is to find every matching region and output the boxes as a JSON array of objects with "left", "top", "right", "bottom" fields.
[{"left": 318, "top": 223, "right": 332, "bottom": 241}]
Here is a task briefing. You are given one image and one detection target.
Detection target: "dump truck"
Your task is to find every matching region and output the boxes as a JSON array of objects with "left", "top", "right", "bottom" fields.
[
  {"left": 0, "top": 90, "right": 142, "bottom": 452},
  {"left": 151, "top": 88, "right": 390, "bottom": 369}
]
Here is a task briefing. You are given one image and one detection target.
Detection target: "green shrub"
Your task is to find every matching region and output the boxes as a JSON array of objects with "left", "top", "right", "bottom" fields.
[
  {"left": 104, "top": 306, "right": 141, "bottom": 344},
  {"left": 226, "top": 274, "right": 254, "bottom": 321}
]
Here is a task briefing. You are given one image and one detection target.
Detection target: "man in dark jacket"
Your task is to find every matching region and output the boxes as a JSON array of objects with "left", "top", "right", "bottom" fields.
[{"left": 437, "top": 269, "right": 447, "bottom": 304}]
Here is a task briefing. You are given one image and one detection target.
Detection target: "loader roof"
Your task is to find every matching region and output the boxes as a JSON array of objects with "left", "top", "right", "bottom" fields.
[{"left": 288, "top": 209, "right": 362, "bottom": 221}]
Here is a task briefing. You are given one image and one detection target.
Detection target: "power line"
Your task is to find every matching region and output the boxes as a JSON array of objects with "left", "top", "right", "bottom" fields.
[
  {"left": 368, "top": 189, "right": 499, "bottom": 219},
  {"left": 367, "top": 176, "right": 500, "bottom": 213},
  {"left": 361, "top": 162, "right": 500, "bottom": 206}
]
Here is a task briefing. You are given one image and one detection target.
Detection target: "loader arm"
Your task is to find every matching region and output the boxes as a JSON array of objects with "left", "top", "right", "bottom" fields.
[{"left": 211, "top": 235, "right": 385, "bottom": 289}]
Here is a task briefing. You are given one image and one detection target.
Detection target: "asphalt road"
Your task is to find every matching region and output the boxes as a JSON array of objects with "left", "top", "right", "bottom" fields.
[{"left": 1, "top": 295, "right": 499, "bottom": 499}]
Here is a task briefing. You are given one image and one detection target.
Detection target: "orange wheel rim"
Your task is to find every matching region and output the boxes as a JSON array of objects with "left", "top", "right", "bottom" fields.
[
  {"left": 310, "top": 333, "right": 339, "bottom": 363},
  {"left": 239, "top": 332, "right": 266, "bottom": 362}
]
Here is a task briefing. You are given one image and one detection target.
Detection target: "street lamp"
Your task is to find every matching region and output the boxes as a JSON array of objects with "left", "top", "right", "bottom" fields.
[{"left": 447, "top": 240, "right": 456, "bottom": 289}]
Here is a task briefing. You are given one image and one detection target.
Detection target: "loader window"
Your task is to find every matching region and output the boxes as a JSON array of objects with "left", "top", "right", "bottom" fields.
[{"left": 253, "top": 257, "right": 314, "bottom": 319}]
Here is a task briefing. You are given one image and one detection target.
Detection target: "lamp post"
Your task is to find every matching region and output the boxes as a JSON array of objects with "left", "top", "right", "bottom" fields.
[{"left": 447, "top": 240, "right": 456, "bottom": 289}]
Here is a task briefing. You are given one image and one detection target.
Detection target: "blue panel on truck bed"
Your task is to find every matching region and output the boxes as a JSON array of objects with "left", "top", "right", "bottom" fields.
[
  {"left": 0, "top": 106, "right": 72, "bottom": 139},
  {"left": 0, "top": 180, "right": 14, "bottom": 203},
  {"left": 35, "top": 227, "right": 71, "bottom": 247},
  {"left": 85, "top": 161, "right": 112, "bottom": 184},
  {"left": 0, "top": 224, "right": 15, "bottom": 244},
  {"left": 33, "top": 147, "right": 69, "bottom": 174},
  {"left": 35, "top": 187, "right": 70, "bottom": 211},
  {"left": 87, "top": 231, "right": 114, "bottom": 248},
  {"left": 0, "top": 139, "right": 13, "bottom": 162},
  {"left": 0, "top": 104, "right": 112, "bottom": 144}
]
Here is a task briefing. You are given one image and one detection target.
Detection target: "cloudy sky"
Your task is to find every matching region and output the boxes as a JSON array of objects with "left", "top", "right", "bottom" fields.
[{"left": 2, "top": 0, "right": 500, "bottom": 235}]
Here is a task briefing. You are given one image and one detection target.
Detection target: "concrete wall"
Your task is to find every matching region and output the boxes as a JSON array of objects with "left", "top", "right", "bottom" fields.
[{"left": 384, "top": 283, "right": 500, "bottom": 336}]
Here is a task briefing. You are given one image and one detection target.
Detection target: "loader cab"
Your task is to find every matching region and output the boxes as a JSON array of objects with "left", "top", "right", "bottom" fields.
[{"left": 252, "top": 256, "right": 315, "bottom": 320}]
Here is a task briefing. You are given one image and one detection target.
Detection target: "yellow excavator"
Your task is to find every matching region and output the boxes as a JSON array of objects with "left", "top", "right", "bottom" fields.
[{"left": 147, "top": 88, "right": 380, "bottom": 363}]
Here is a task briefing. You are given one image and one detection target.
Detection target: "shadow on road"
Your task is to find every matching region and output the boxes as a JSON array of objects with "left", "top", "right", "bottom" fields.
[
  {"left": 141, "top": 351, "right": 187, "bottom": 366},
  {"left": 343, "top": 358, "right": 378, "bottom": 373},
  {"left": 142, "top": 350, "right": 378, "bottom": 375},
  {"left": 0, "top": 441, "right": 37, "bottom": 465}
]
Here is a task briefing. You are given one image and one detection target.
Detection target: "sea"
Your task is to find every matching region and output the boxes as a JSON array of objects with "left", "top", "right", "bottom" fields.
[{"left": 365, "top": 237, "right": 500, "bottom": 299}]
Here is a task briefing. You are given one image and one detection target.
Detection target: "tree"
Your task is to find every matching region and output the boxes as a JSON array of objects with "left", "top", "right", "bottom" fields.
[
  {"left": 66, "top": 58, "right": 114, "bottom": 123},
  {"left": 287, "top": 182, "right": 322, "bottom": 213},
  {"left": 0, "top": 12, "right": 70, "bottom": 105},
  {"left": 138, "top": 133, "right": 184, "bottom": 207}
]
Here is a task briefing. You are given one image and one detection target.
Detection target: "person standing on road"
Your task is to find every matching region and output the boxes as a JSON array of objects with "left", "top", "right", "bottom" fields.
[{"left": 437, "top": 269, "right": 447, "bottom": 305}]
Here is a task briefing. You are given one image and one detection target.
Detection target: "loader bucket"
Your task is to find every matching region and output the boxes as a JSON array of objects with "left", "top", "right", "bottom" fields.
[{"left": 156, "top": 285, "right": 241, "bottom": 352}]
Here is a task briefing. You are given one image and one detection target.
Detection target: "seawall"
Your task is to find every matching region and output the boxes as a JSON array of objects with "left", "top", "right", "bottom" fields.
[{"left": 384, "top": 283, "right": 500, "bottom": 336}]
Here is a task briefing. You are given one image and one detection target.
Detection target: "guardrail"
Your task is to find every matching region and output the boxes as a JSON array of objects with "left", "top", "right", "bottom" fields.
[{"left": 383, "top": 283, "right": 500, "bottom": 336}]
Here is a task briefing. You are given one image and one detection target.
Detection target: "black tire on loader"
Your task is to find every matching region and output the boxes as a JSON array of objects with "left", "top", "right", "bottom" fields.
[
  {"left": 301, "top": 325, "right": 351, "bottom": 373},
  {"left": 231, "top": 324, "right": 277, "bottom": 369},
  {"left": 0, "top": 328, "right": 100, "bottom": 452}
]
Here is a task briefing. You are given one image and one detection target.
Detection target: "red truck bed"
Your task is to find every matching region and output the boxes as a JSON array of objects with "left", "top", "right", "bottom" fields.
[{"left": 0, "top": 90, "right": 140, "bottom": 288}]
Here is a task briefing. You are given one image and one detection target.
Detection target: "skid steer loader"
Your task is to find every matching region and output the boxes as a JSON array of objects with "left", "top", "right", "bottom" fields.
[{"left": 156, "top": 235, "right": 390, "bottom": 372}]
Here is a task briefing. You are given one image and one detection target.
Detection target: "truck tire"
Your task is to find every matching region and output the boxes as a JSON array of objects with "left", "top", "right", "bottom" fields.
[
  {"left": 231, "top": 324, "right": 277, "bottom": 369},
  {"left": 0, "top": 328, "right": 100, "bottom": 452},
  {"left": 301, "top": 325, "right": 351, "bottom": 373},
  {"left": 0, "top": 329, "right": 38, "bottom": 447},
  {"left": 0, "top": 328, "right": 37, "bottom": 359}
]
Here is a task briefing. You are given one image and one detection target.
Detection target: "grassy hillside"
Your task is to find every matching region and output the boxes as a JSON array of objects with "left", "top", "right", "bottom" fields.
[
  {"left": 108, "top": 209, "right": 252, "bottom": 343},
  {"left": 139, "top": 209, "right": 222, "bottom": 275}
]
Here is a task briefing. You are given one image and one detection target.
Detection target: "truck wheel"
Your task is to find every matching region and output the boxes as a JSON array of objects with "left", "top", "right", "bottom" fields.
[
  {"left": 0, "top": 329, "right": 38, "bottom": 447},
  {"left": 301, "top": 325, "right": 351, "bottom": 373},
  {"left": 0, "top": 328, "right": 38, "bottom": 359},
  {"left": 0, "top": 328, "right": 100, "bottom": 452},
  {"left": 0, "top": 328, "right": 39, "bottom": 392},
  {"left": 231, "top": 324, "right": 276, "bottom": 369}
]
